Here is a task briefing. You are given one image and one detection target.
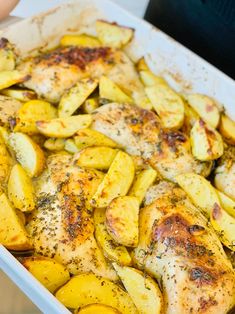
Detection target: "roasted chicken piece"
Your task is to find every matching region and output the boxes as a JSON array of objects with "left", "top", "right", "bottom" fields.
[
  {"left": 92, "top": 103, "right": 211, "bottom": 181},
  {"left": 27, "top": 154, "right": 117, "bottom": 280},
  {"left": 133, "top": 181, "right": 235, "bottom": 314},
  {"left": 19, "top": 46, "right": 147, "bottom": 106},
  {"left": 214, "top": 146, "right": 235, "bottom": 201}
]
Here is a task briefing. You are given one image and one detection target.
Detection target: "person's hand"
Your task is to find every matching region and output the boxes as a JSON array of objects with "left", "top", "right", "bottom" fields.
[{"left": 0, "top": 0, "right": 19, "bottom": 20}]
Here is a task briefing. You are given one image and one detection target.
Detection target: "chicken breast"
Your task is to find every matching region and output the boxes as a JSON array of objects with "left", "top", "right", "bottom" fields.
[
  {"left": 134, "top": 181, "right": 235, "bottom": 314},
  {"left": 27, "top": 153, "right": 117, "bottom": 280},
  {"left": 92, "top": 103, "right": 211, "bottom": 181},
  {"left": 214, "top": 146, "right": 235, "bottom": 201}
]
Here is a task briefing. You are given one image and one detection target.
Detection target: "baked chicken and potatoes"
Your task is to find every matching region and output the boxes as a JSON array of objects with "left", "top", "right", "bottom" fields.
[{"left": 0, "top": 20, "right": 234, "bottom": 314}]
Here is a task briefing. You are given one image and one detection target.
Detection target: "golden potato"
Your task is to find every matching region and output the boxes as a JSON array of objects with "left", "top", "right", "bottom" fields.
[
  {"left": 210, "top": 204, "right": 235, "bottom": 251},
  {"left": 74, "top": 128, "right": 118, "bottom": 149},
  {"left": 0, "top": 133, "right": 12, "bottom": 191},
  {"left": 8, "top": 164, "right": 35, "bottom": 212},
  {"left": 44, "top": 138, "right": 65, "bottom": 151},
  {"left": 22, "top": 257, "right": 70, "bottom": 293},
  {"left": 0, "top": 38, "right": 15, "bottom": 71},
  {"left": 91, "top": 151, "right": 135, "bottom": 208},
  {"left": 36, "top": 115, "right": 92, "bottom": 138},
  {"left": 94, "top": 208, "right": 132, "bottom": 265},
  {"left": 190, "top": 119, "right": 224, "bottom": 161},
  {"left": 64, "top": 139, "right": 79, "bottom": 154},
  {"left": 129, "top": 168, "right": 157, "bottom": 204},
  {"left": 58, "top": 78, "right": 98, "bottom": 117},
  {"left": 55, "top": 273, "right": 137, "bottom": 313},
  {"left": 96, "top": 20, "right": 134, "bottom": 48},
  {"left": 14, "top": 100, "right": 57, "bottom": 134},
  {"left": 145, "top": 84, "right": 184, "bottom": 130},
  {"left": 217, "top": 190, "right": 235, "bottom": 218},
  {"left": 60, "top": 34, "right": 101, "bottom": 47},
  {"left": 182, "top": 102, "right": 199, "bottom": 134},
  {"left": 0, "top": 193, "right": 32, "bottom": 251},
  {"left": 99, "top": 76, "right": 132, "bottom": 103},
  {"left": 74, "top": 147, "right": 117, "bottom": 170},
  {"left": 76, "top": 304, "right": 121, "bottom": 314},
  {"left": 113, "top": 263, "right": 163, "bottom": 314},
  {"left": 15, "top": 209, "right": 26, "bottom": 225},
  {"left": 184, "top": 93, "right": 220, "bottom": 128},
  {"left": 219, "top": 114, "right": 235, "bottom": 145},
  {"left": 82, "top": 97, "right": 99, "bottom": 113},
  {"left": 176, "top": 173, "right": 221, "bottom": 217},
  {"left": 106, "top": 196, "right": 139, "bottom": 247},
  {"left": 0, "top": 70, "right": 28, "bottom": 90},
  {"left": 0, "top": 95, "right": 22, "bottom": 127},
  {"left": 9, "top": 132, "right": 45, "bottom": 177},
  {"left": 1, "top": 88, "right": 37, "bottom": 102}
]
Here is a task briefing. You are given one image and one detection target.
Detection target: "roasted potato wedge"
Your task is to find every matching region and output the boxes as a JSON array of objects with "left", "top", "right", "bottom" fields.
[
  {"left": 14, "top": 100, "right": 57, "bottom": 134},
  {"left": 106, "top": 196, "right": 139, "bottom": 247},
  {"left": 60, "top": 34, "right": 101, "bottom": 47},
  {"left": 8, "top": 164, "right": 35, "bottom": 212},
  {"left": 0, "top": 193, "right": 32, "bottom": 250},
  {"left": 76, "top": 304, "right": 121, "bottom": 314},
  {"left": 211, "top": 204, "right": 235, "bottom": 251},
  {"left": 217, "top": 190, "right": 235, "bottom": 218},
  {"left": 219, "top": 114, "right": 235, "bottom": 145},
  {"left": 44, "top": 138, "right": 65, "bottom": 151},
  {"left": 182, "top": 101, "right": 199, "bottom": 134},
  {"left": 129, "top": 168, "right": 158, "bottom": 205},
  {"left": 0, "top": 133, "right": 12, "bottom": 191},
  {"left": 91, "top": 151, "right": 135, "bottom": 208},
  {"left": 145, "top": 84, "right": 184, "bottom": 130},
  {"left": 74, "top": 128, "right": 118, "bottom": 149},
  {"left": 96, "top": 20, "right": 134, "bottom": 48},
  {"left": 0, "top": 38, "right": 15, "bottom": 71},
  {"left": 0, "top": 95, "right": 22, "bottom": 127},
  {"left": 82, "top": 97, "right": 99, "bottom": 113},
  {"left": 74, "top": 147, "right": 117, "bottom": 170},
  {"left": 99, "top": 76, "right": 132, "bottom": 103},
  {"left": 58, "top": 78, "right": 98, "bottom": 117},
  {"left": 0, "top": 70, "right": 28, "bottom": 90},
  {"left": 1, "top": 88, "right": 37, "bottom": 102},
  {"left": 9, "top": 132, "right": 45, "bottom": 177},
  {"left": 55, "top": 273, "right": 137, "bottom": 313},
  {"left": 184, "top": 94, "right": 220, "bottom": 128},
  {"left": 113, "top": 263, "right": 163, "bottom": 314},
  {"left": 94, "top": 208, "right": 132, "bottom": 265},
  {"left": 21, "top": 257, "right": 70, "bottom": 293},
  {"left": 36, "top": 115, "right": 92, "bottom": 138},
  {"left": 64, "top": 139, "right": 79, "bottom": 153},
  {"left": 176, "top": 173, "right": 221, "bottom": 217},
  {"left": 190, "top": 119, "right": 224, "bottom": 161}
]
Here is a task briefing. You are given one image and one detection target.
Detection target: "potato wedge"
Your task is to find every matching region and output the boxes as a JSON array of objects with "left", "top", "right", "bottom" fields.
[
  {"left": 184, "top": 94, "right": 220, "bottom": 128},
  {"left": 0, "top": 95, "right": 22, "bottom": 127},
  {"left": 0, "top": 193, "right": 32, "bottom": 250},
  {"left": 14, "top": 100, "right": 57, "bottom": 134},
  {"left": 96, "top": 20, "right": 134, "bottom": 48},
  {"left": 219, "top": 114, "right": 235, "bottom": 145},
  {"left": 217, "top": 190, "right": 235, "bottom": 218},
  {"left": 76, "top": 304, "right": 121, "bottom": 314},
  {"left": 0, "top": 38, "right": 15, "bottom": 71},
  {"left": 82, "top": 97, "right": 99, "bottom": 113},
  {"left": 145, "top": 84, "right": 184, "bottom": 129},
  {"left": 106, "top": 196, "right": 139, "bottom": 247},
  {"left": 1, "top": 88, "right": 37, "bottom": 102},
  {"left": 55, "top": 273, "right": 137, "bottom": 313},
  {"left": 190, "top": 119, "right": 224, "bottom": 161},
  {"left": 8, "top": 164, "right": 35, "bottom": 212},
  {"left": 9, "top": 132, "right": 45, "bottom": 177},
  {"left": 91, "top": 151, "right": 135, "bottom": 208},
  {"left": 22, "top": 257, "right": 70, "bottom": 293},
  {"left": 94, "top": 208, "right": 132, "bottom": 265},
  {"left": 64, "top": 139, "right": 79, "bottom": 154},
  {"left": 60, "top": 34, "right": 101, "bottom": 47},
  {"left": 113, "top": 263, "right": 163, "bottom": 314},
  {"left": 0, "top": 133, "right": 12, "bottom": 191},
  {"left": 211, "top": 204, "right": 235, "bottom": 251},
  {"left": 182, "top": 102, "right": 199, "bottom": 134},
  {"left": 176, "top": 173, "right": 220, "bottom": 217},
  {"left": 129, "top": 168, "right": 158, "bottom": 205},
  {"left": 99, "top": 76, "right": 132, "bottom": 103},
  {"left": 0, "top": 70, "right": 28, "bottom": 90},
  {"left": 44, "top": 138, "right": 65, "bottom": 151},
  {"left": 58, "top": 78, "right": 98, "bottom": 117},
  {"left": 36, "top": 115, "right": 92, "bottom": 138},
  {"left": 74, "top": 128, "right": 118, "bottom": 149},
  {"left": 74, "top": 147, "right": 117, "bottom": 170}
]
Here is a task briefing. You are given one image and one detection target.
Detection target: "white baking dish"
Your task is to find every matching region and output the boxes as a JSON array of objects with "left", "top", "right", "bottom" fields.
[{"left": 0, "top": 0, "right": 234, "bottom": 313}]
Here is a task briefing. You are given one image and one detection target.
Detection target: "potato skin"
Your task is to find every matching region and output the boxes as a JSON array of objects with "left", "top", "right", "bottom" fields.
[{"left": 76, "top": 304, "right": 121, "bottom": 314}]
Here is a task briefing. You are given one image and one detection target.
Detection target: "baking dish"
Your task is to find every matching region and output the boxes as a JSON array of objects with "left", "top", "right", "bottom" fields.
[{"left": 0, "top": 0, "right": 234, "bottom": 313}]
